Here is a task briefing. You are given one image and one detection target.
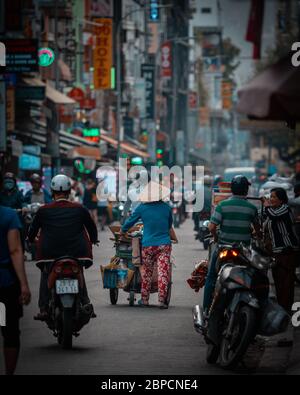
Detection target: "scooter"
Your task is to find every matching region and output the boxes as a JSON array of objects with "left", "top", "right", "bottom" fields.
[
  {"left": 193, "top": 241, "right": 290, "bottom": 369},
  {"left": 39, "top": 257, "right": 93, "bottom": 349}
]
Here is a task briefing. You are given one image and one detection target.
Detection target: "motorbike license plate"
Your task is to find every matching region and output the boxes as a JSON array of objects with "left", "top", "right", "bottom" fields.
[{"left": 56, "top": 279, "right": 79, "bottom": 295}]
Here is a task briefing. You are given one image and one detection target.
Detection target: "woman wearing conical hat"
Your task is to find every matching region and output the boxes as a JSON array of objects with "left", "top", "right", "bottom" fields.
[{"left": 121, "top": 181, "right": 178, "bottom": 309}]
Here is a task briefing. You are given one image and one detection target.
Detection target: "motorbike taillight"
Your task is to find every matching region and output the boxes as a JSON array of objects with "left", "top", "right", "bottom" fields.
[
  {"left": 72, "top": 266, "right": 80, "bottom": 274},
  {"left": 219, "top": 250, "right": 239, "bottom": 259}
]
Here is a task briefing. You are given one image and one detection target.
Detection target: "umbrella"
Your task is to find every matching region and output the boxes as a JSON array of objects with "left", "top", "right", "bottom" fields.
[{"left": 237, "top": 55, "right": 300, "bottom": 121}]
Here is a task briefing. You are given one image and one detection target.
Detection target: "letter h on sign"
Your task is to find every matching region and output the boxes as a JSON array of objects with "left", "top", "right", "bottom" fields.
[
  {"left": 0, "top": 42, "right": 5, "bottom": 66},
  {"left": 0, "top": 302, "right": 6, "bottom": 327}
]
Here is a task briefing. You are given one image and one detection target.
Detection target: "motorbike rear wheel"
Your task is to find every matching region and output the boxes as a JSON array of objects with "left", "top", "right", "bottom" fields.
[
  {"left": 220, "top": 305, "right": 257, "bottom": 370},
  {"left": 62, "top": 308, "right": 73, "bottom": 350}
]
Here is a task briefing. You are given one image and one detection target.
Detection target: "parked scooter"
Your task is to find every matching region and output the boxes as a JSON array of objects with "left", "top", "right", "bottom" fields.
[
  {"left": 38, "top": 257, "right": 93, "bottom": 349},
  {"left": 193, "top": 239, "right": 290, "bottom": 370},
  {"left": 195, "top": 213, "right": 211, "bottom": 250}
]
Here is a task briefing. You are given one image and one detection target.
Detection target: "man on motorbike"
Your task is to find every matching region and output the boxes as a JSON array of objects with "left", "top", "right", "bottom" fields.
[
  {"left": 24, "top": 174, "right": 52, "bottom": 205},
  {"left": 203, "top": 175, "right": 261, "bottom": 315},
  {"left": 27, "top": 175, "right": 98, "bottom": 320},
  {"left": 0, "top": 173, "right": 26, "bottom": 211}
]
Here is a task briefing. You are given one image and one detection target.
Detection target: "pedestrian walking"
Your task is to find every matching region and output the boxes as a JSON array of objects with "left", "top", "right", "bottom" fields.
[
  {"left": 0, "top": 199, "right": 31, "bottom": 374},
  {"left": 83, "top": 179, "right": 98, "bottom": 227},
  {"left": 121, "top": 181, "right": 178, "bottom": 309},
  {"left": 263, "top": 187, "right": 299, "bottom": 313}
]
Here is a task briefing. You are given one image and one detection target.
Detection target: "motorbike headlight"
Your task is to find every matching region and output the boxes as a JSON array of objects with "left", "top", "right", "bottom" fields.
[{"left": 119, "top": 205, "right": 124, "bottom": 211}]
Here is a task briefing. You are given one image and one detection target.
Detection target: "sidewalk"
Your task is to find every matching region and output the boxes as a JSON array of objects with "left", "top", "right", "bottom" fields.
[
  {"left": 236, "top": 281, "right": 300, "bottom": 375},
  {"left": 255, "top": 284, "right": 300, "bottom": 375}
]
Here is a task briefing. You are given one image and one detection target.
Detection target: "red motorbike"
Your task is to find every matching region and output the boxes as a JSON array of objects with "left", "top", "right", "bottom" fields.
[{"left": 45, "top": 257, "right": 93, "bottom": 349}]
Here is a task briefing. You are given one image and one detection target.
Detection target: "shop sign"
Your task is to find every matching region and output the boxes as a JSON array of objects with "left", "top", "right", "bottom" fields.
[{"left": 93, "top": 18, "right": 113, "bottom": 90}]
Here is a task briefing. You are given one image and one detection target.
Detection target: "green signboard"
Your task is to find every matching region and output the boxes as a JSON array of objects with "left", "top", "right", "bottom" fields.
[{"left": 82, "top": 128, "right": 100, "bottom": 137}]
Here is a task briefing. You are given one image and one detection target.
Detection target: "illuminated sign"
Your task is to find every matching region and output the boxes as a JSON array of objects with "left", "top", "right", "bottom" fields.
[
  {"left": 3, "top": 39, "right": 38, "bottom": 73},
  {"left": 82, "top": 128, "right": 100, "bottom": 137},
  {"left": 38, "top": 47, "right": 55, "bottom": 67},
  {"left": 131, "top": 157, "right": 143, "bottom": 165},
  {"left": 149, "top": 0, "right": 160, "bottom": 21}
]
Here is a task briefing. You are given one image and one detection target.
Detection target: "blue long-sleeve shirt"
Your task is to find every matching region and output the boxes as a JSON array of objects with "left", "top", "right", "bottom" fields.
[{"left": 122, "top": 202, "right": 173, "bottom": 247}]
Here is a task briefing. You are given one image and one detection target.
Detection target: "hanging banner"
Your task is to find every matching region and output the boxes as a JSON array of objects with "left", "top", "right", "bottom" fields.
[
  {"left": 93, "top": 18, "right": 113, "bottom": 90},
  {"left": 135, "top": 78, "right": 146, "bottom": 119},
  {"left": 188, "top": 91, "right": 198, "bottom": 110},
  {"left": 141, "top": 64, "right": 155, "bottom": 120},
  {"left": 0, "top": 81, "right": 6, "bottom": 151},
  {"left": 87, "top": 0, "right": 113, "bottom": 17},
  {"left": 6, "top": 86, "right": 15, "bottom": 132},
  {"left": 222, "top": 81, "right": 232, "bottom": 110},
  {"left": 161, "top": 41, "right": 172, "bottom": 78}
]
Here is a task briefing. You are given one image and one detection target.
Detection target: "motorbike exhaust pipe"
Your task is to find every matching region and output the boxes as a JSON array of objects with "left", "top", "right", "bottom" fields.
[{"left": 192, "top": 305, "right": 205, "bottom": 334}]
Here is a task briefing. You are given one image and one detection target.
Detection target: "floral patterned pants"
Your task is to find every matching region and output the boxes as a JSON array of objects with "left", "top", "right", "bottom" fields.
[{"left": 141, "top": 245, "right": 172, "bottom": 304}]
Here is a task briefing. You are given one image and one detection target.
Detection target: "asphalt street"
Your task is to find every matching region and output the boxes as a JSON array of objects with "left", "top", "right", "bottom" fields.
[{"left": 0, "top": 220, "right": 233, "bottom": 375}]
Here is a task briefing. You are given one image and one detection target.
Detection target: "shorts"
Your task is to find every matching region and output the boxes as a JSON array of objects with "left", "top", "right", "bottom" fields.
[{"left": 0, "top": 283, "right": 23, "bottom": 348}]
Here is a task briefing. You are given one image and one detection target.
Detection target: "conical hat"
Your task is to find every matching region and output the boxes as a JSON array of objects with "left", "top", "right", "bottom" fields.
[{"left": 137, "top": 181, "right": 171, "bottom": 203}]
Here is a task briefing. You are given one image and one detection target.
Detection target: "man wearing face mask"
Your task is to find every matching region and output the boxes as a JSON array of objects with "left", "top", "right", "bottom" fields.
[{"left": 0, "top": 173, "right": 26, "bottom": 211}]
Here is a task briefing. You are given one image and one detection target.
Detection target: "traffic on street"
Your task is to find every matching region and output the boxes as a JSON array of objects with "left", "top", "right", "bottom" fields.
[{"left": 1, "top": 0, "right": 300, "bottom": 381}]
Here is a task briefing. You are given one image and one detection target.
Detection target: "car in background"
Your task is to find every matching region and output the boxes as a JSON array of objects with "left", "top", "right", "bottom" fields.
[{"left": 223, "top": 167, "right": 258, "bottom": 196}]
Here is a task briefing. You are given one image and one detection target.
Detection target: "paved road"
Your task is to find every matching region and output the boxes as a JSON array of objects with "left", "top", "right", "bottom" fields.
[
  {"left": 2, "top": 219, "right": 295, "bottom": 375},
  {"left": 1, "top": 220, "right": 235, "bottom": 375}
]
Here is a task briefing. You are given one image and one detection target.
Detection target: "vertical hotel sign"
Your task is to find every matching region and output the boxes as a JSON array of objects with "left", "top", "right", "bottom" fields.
[{"left": 93, "top": 18, "right": 113, "bottom": 90}]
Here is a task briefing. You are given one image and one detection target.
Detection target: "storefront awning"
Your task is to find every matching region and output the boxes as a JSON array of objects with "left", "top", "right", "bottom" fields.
[
  {"left": 100, "top": 134, "right": 150, "bottom": 159},
  {"left": 237, "top": 55, "right": 300, "bottom": 121},
  {"left": 46, "top": 84, "right": 76, "bottom": 105},
  {"left": 67, "top": 146, "right": 101, "bottom": 160}
]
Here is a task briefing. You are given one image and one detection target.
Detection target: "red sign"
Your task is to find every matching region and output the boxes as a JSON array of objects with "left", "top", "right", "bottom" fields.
[
  {"left": 68, "top": 87, "right": 85, "bottom": 102},
  {"left": 188, "top": 91, "right": 198, "bottom": 110},
  {"left": 161, "top": 42, "right": 172, "bottom": 78},
  {"left": 81, "top": 98, "right": 96, "bottom": 109}
]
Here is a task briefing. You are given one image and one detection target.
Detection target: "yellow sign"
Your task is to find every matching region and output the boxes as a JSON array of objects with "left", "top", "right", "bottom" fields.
[
  {"left": 222, "top": 81, "right": 232, "bottom": 110},
  {"left": 93, "top": 18, "right": 113, "bottom": 90}
]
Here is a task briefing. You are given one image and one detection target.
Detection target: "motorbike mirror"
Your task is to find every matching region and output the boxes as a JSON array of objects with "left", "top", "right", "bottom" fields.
[{"left": 203, "top": 220, "right": 210, "bottom": 228}]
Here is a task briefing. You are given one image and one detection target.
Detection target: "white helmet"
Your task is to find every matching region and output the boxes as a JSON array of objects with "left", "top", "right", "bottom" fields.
[{"left": 51, "top": 174, "right": 72, "bottom": 192}]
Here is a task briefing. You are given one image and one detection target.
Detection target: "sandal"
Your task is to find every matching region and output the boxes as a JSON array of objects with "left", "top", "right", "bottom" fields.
[{"left": 137, "top": 299, "right": 149, "bottom": 307}]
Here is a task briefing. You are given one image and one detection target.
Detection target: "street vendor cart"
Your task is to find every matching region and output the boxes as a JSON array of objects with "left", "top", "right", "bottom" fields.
[{"left": 100, "top": 225, "right": 173, "bottom": 306}]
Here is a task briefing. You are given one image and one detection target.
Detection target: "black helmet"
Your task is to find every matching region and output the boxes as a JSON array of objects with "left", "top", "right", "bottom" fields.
[
  {"left": 30, "top": 173, "right": 42, "bottom": 183},
  {"left": 231, "top": 175, "right": 251, "bottom": 195}
]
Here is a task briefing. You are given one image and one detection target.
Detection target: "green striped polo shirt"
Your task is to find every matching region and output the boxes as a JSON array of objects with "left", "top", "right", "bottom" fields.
[{"left": 210, "top": 196, "right": 258, "bottom": 245}]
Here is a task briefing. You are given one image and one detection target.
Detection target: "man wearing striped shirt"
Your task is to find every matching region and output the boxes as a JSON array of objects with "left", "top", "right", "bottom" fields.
[{"left": 203, "top": 175, "right": 261, "bottom": 312}]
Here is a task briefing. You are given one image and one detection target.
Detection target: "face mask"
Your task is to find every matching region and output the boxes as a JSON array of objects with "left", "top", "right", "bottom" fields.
[{"left": 3, "top": 179, "right": 16, "bottom": 191}]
